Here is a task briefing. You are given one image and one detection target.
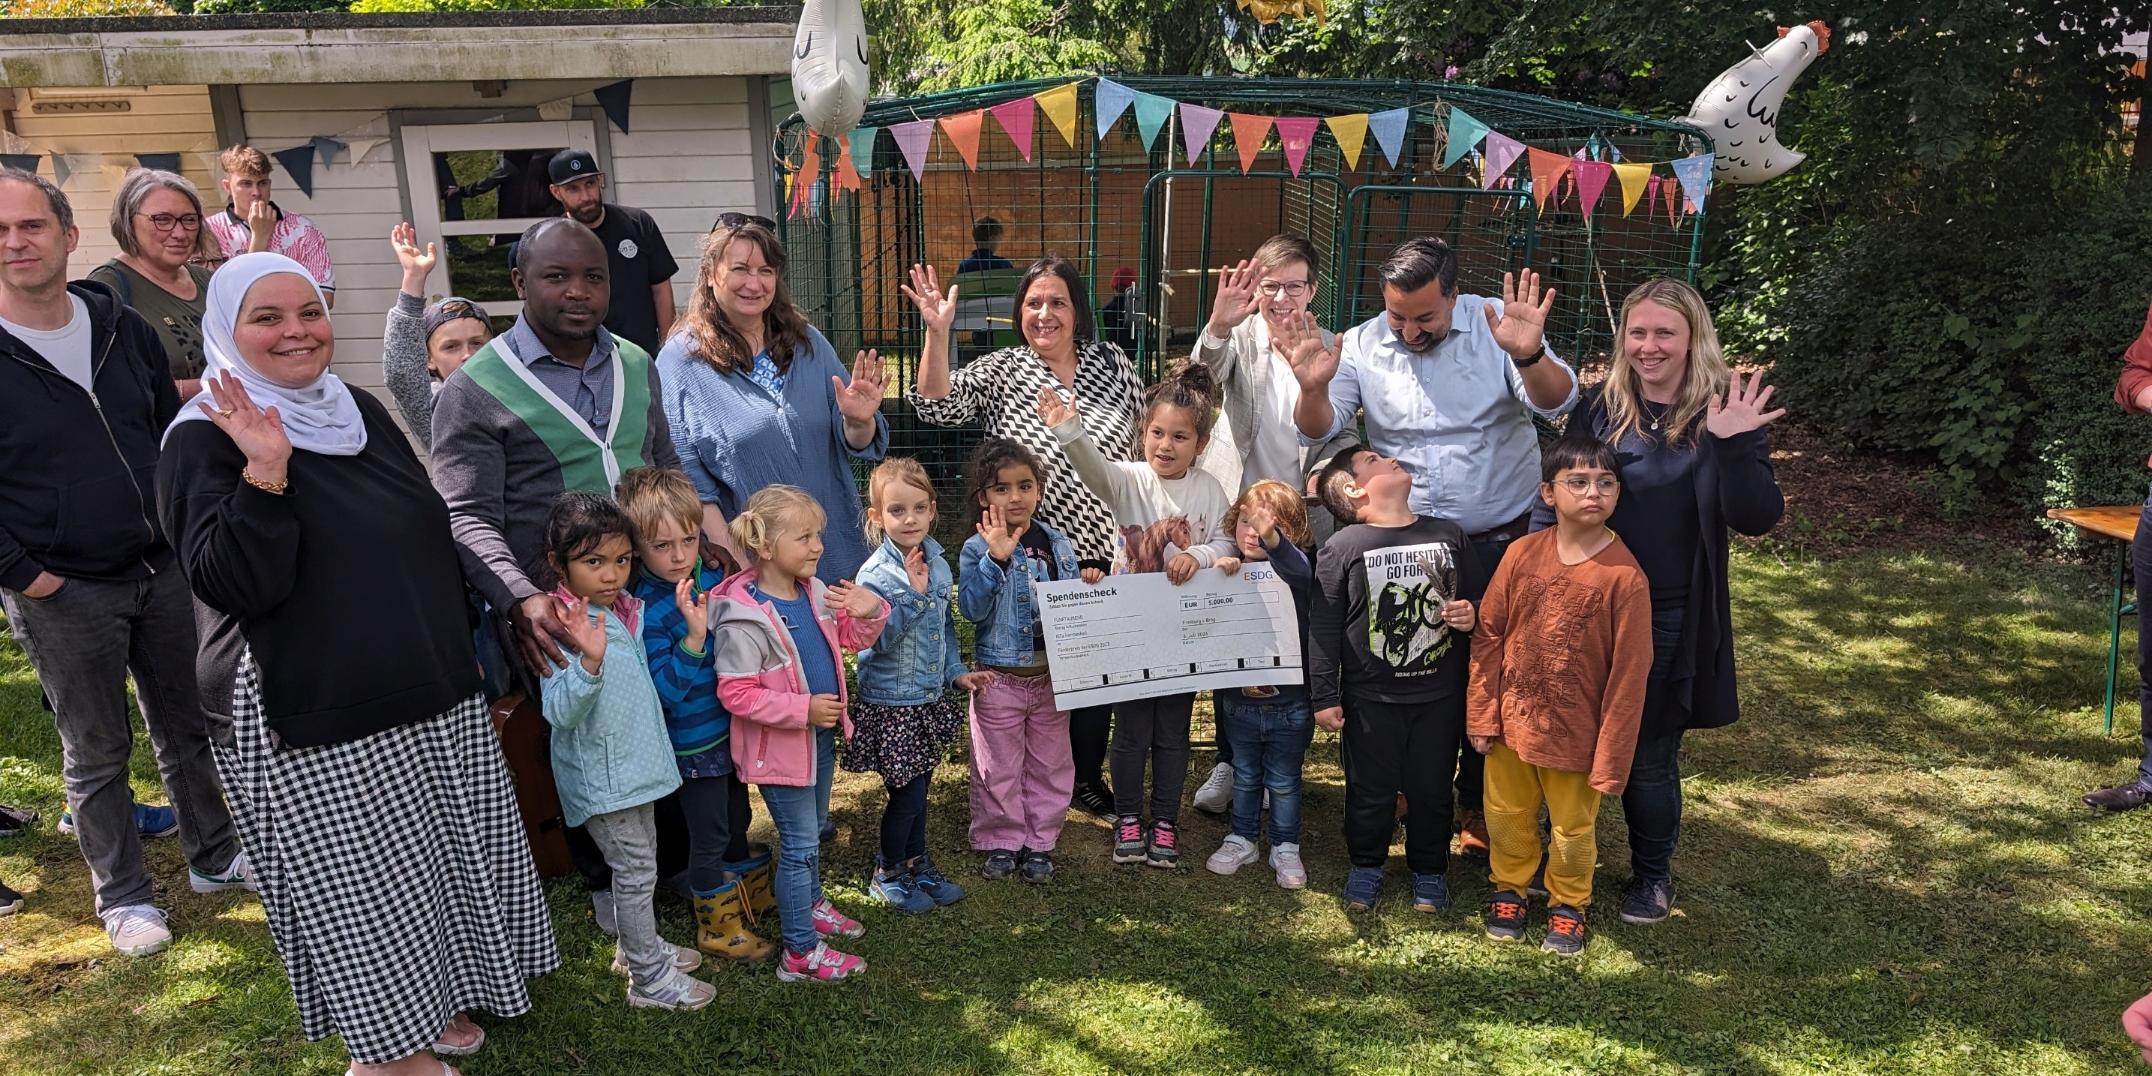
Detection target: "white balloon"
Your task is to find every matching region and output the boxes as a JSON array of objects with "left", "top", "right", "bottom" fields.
[
  {"left": 1679, "top": 21, "right": 1831, "bottom": 185},
  {"left": 792, "top": 0, "right": 870, "bottom": 138}
]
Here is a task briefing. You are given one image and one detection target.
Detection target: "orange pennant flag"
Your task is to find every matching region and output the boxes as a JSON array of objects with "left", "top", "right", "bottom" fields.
[
  {"left": 1526, "top": 148, "right": 1571, "bottom": 215},
  {"left": 940, "top": 110, "right": 985, "bottom": 171},
  {"left": 1611, "top": 161, "right": 1652, "bottom": 217},
  {"left": 1229, "top": 112, "right": 1272, "bottom": 173},
  {"left": 1033, "top": 83, "right": 1080, "bottom": 147}
]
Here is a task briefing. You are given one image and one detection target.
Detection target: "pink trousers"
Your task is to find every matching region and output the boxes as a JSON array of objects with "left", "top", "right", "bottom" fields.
[{"left": 967, "top": 672, "right": 1073, "bottom": 852}]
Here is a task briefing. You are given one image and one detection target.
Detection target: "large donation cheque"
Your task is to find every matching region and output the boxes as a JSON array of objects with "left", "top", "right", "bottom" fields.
[{"left": 1034, "top": 562, "right": 1302, "bottom": 710}]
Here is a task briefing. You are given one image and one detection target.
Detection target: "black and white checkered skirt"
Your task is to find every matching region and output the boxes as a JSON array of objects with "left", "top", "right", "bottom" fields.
[{"left": 214, "top": 652, "right": 560, "bottom": 1065}]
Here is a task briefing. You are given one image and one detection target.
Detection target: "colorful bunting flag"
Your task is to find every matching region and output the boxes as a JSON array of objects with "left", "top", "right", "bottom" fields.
[
  {"left": 1228, "top": 112, "right": 1272, "bottom": 173},
  {"left": 1034, "top": 84, "right": 1079, "bottom": 147},
  {"left": 1574, "top": 159, "right": 1613, "bottom": 218},
  {"left": 1275, "top": 116, "right": 1319, "bottom": 177},
  {"left": 988, "top": 97, "right": 1036, "bottom": 161},
  {"left": 1525, "top": 147, "right": 1570, "bottom": 214},
  {"left": 1646, "top": 174, "right": 1662, "bottom": 217},
  {"left": 594, "top": 79, "right": 634, "bottom": 134},
  {"left": 1612, "top": 161, "right": 1652, "bottom": 216},
  {"left": 310, "top": 137, "right": 346, "bottom": 171},
  {"left": 1325, "top": 113, "right": 1369, "bottom": 170},
  {"left": 0, "top": 153, "right": 37, "bottom": 174},
  {"left": 1132, "top": 92, "right": 1174, "bottom": 150},
  {"left": 1442, "top": 107, "right": 1488, "bottom": 169},
  {"left": 346, "top": 138, "right": 385, "bottom": 166},
  {"left": 1664, "top": 177, "right": 1679, "bottom": 226},
  {"left": 1180, "top": 102, "right": 1224, "bottom": 165},
  {"left": 50, "top": 153, "right": 70, "bottom": 188},
  {"left": 271, "top": 143, "right": 316, "bottom": 196},
  {"left": 135, "top": 153, "right": 181, "bottom": 172},
  {"left": 1368, "top": 107, "right": 1409, "bottom": 168},
  {"left": 1095, "top": 79, "right": 1136, "bottom": 141},
  {"left": 1670, "top": 153, "right": 1714, "bottom": 214},
  {"left": 848, "top": 127, "right": 878, "bottom": 179},
  {"left": 890, "top": 118, "right": 935, "bottom": 181},
  {"left": 1480, "top": 131, "right": 1524, "bottom": 190},
  {"left": 940, "top": 110, "right": 985, "bottom": 171}
]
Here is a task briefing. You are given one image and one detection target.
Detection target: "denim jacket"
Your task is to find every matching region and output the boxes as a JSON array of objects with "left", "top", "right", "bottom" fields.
[
  {"left": 856, "top": 535, "right": 970, "bottom": 706},
  {"left": 959, "top": 521, "right": 1079, "bottom": 668}
]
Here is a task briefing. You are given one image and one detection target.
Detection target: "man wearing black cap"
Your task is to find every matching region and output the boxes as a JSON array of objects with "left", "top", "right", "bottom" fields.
[{"left": 548, "top": 149, "right": 679, "bottom": 353}]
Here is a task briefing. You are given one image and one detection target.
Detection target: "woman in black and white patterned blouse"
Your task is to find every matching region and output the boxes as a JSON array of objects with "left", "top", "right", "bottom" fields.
[{"left": 906, "top": 254, "right": 1142, "bottom": 818}]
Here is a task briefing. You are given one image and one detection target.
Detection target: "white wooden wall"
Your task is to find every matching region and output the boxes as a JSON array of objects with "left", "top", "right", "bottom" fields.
[
  {"left": 2, "top": 85, "right": 221, "bottom": 271},
  {"left": 233, "top": 76, "right": 765, "bottom": 446}
]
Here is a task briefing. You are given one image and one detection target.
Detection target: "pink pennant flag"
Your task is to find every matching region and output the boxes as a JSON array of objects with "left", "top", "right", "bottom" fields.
[
  {"left": 1180, "top": 102, "right": 1224, "bottom": 166},
  {"left": 890, "top": 119, "right": 935, "bottom": 181},
  {"left": 1275, "top": 116, "right": 1319, "bottom": 177},
  {"left": 1229, "top": 113, "right": 1273, "bottom": 173},
  {"left": 988, "top": 97, "right": 1036, "bottom": 161},
  {"left": 1647, "top": 174, "right": 1663, "bottom": 217},
  {"left": 1480, "top": 131, "right": 1525, "bottom": 190},
  {"left": 1573, "top": 159, "right": 1613, "bottom": 217}
]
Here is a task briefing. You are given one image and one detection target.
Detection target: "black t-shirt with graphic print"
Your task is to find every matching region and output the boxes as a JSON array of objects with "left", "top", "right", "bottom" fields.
[{"left": 590, "top": 203, "right": 679, "bottom": 354}]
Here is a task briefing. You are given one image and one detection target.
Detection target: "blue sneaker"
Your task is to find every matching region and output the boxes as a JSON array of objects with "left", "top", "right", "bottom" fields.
[
  {"left": 909, "top": 854, "right": 965, "bottom": 906},
  {"left": 58, "top": 804, "right": 178, "bottom": 839},
  {"left": 1343, "top": 866, "right": 1384, "bottom": 910},
  {"left": 1411, "top": 871, "right": 1451, "bottom": 913},
  {"left": 867, "top": 865, "right": 934, "bottom": 913},
  {"left": 819, "top": 816, "right": 838, "bottom": 843}
]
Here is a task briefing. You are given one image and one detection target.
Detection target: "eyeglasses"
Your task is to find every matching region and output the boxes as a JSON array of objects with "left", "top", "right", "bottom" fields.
[
  {"left": 1558, "top": 476, "right": 1621, "bottom": 495},
  {"left": 139, "top": 212, "right": 202, "bottom": 233},
  {"left": 1257, "top": 281, "right": 1312, "bottom": 298},
  {"left": 713, "top": 211, "right": 777, "bottom": 233}
]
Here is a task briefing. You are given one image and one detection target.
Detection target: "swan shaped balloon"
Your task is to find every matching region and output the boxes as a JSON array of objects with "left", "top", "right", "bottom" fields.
[
  {"left": 792, "top": 0, "right": 870, "bottom": 138},
  {"left": 1679, "top": 20, "right": 1832, "bottom": 184}
]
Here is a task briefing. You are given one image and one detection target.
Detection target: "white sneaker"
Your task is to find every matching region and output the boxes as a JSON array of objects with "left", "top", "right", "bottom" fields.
[
  {"left": 1206, "top": 833, "right": 1259, "bottom": 875},
  {"left": 1269, "top": 843, "right": 1307, "bottom": 890},
  {"left": 1192, "top": 762, "right": 1234, "bottom": 815},
  {"left": 626, "top": 967, "right": 716, "bottom": 1011},
  {"left": 591, "top": 890, "right": 617, "bottom": 936},
  {"left": 611, "top": 941, "right": 703, "bottom": 977},
  {"left": 188, "top": 850, "right": 256, "bottom": 894},
  {"left": 103, "top": 904, "right": 172, "bottom": 957}
]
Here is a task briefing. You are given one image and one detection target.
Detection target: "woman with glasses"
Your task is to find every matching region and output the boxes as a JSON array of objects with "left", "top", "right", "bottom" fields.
[
  {"left": 381, "top": 222, "right": 495, "bottom": 450},
  {"left": 1191, "top": 234, "right": 1338, "bottom": 497},
  {"left": 1530, "top": 277, "right": 1784, "bottom": 928},
  {"left": 87, "top": 169, "right": 215, "bottom": 398}
]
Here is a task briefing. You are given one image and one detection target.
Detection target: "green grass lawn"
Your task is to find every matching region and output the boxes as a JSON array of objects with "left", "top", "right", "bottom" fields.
[{"left": 4, "top": 539, "right": 2152, "bottom": 1074}]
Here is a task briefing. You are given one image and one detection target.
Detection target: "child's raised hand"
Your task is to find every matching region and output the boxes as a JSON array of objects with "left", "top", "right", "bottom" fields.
[
  {"left": 1035, "top": 385, "right": 1077, "bottom": 428},
  {"left": 1314, "top": 706, "right": 1344, "bottom": 732},
  {"left": 807, "top": 693, "right": 844, "bottom": 728},
  {"left": 1243, "top": 502, "right": 1279, "bottom": 546},
  {"left": 1079, "top": 567, "right": 1105, "bottom": 584},
  {"left": 1441, "top": 599, "right": 1477, "bottom": 632},
  {"left": 675, "top": 576, "right": 709, "bottom": 638},
  {"left": 561, "top": 597, "right": 608, "bottom": 672},
  {"left": 826, "top": 579, "right": 883, "bottom": 620},
  {"left": 1165, "top": 552, "right": 1199, "bottom": 585},
  {"left": 1469, "top": 734, "right": 1497, "bottom": 755},
  {"left": 954, "top": 669, "right": 999, "bottom": 693},
  {"left": 903, "top": 546, "right": 931, "bottom": 594},
  {"left": 1215, "top": 556, "right": 1243, "bottom": 576},
  {"left": 977, "top": 505, "right": 1017, "bottom": 563}
]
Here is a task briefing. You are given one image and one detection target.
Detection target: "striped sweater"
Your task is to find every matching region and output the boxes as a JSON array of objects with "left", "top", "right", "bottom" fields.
[{"left": 628, "top": 561, "right": 732, "bottom": 774}]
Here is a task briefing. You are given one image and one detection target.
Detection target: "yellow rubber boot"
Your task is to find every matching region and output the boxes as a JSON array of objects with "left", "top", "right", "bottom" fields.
[{"left": 693, "top": 880, "right": 777, "bottom": 963}]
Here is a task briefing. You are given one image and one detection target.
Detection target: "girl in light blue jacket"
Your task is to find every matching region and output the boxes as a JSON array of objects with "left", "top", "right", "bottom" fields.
[{"left": 539, "top": 492, "right": 708, "bottom": 1012}]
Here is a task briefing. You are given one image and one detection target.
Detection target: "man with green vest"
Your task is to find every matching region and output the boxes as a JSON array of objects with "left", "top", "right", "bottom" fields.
[{"left": 431, "top": 218, "right": 686, "bottom": 932}]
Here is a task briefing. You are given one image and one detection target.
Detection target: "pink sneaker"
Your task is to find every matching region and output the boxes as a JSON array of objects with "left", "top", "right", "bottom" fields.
[
  {"left": 776, "top": 940, "right": 866, "bottom": 983},
  {"left": 811, "top": 897, "right": 865, "bottom": 938}
]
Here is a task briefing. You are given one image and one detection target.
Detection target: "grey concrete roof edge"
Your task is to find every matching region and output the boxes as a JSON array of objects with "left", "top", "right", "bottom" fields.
[{"left": 0, "top": 6, "right": 805, "bottom": 37}]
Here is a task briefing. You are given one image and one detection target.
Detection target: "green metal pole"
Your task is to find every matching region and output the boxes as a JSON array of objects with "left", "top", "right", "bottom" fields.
[{"left": 2109, "top": 546, "right": 2126, "bottom": 736}]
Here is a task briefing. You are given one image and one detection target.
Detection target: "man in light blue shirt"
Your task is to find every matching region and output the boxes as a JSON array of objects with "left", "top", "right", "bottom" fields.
[{"left": 1286, "top": 235, "right": 1577, "bottom": 856}]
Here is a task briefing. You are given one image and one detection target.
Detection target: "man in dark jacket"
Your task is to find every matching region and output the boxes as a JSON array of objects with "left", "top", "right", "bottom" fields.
[{"left": 0, "top": 168, "right": 250, "bottom": 957}]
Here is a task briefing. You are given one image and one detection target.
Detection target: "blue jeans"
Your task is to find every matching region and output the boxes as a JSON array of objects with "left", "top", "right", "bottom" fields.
[
  {"left": 757, "top": 727, "right": 837, "bottom": 955},
  {"left": 1223, "top": 692, "right": 1314, "bottom": 845}
]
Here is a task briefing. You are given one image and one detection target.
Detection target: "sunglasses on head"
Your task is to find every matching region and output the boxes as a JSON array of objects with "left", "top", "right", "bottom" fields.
[
  {"left": 712, "top": 211, "right": 777, "bottom": 233},
  {"left": 434, "top": 297, "right": 485, "bottom": 319}
]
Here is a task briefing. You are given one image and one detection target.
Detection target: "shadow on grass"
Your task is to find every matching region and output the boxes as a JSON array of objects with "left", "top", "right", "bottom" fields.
[{"left": 4, "top": 543, "right": 2151, "bottom": 1074}]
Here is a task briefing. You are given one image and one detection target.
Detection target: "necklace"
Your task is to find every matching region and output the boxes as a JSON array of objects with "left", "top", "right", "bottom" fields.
[{"left": 1643, "top": 399, "right": 1671, "bottom": 432}]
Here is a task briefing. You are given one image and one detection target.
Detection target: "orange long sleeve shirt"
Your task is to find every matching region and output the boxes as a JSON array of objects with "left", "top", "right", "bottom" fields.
[{"left": 1466, "top": 528, "right": 1653, "bottom": 795}]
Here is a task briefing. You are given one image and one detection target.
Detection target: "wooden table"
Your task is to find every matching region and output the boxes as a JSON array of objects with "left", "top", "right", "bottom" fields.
[{"left": 2048, "top": 506, "right": 2142, "bottom": 733}]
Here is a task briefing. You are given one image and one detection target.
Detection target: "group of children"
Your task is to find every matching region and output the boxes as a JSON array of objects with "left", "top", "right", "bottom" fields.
[{"left": 533, "top": 361, "right": 1655, "bottom": 1007}]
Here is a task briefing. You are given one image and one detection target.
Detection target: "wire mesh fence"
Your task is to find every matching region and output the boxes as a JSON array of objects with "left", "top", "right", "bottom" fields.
[{"left": 776, "top": 76, "right": 1708, "bottom": 512}]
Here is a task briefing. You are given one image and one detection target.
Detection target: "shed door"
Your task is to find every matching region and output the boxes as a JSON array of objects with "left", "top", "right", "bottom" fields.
[{"left": 398, "top": 120, "right": 601, "bottom": 322}]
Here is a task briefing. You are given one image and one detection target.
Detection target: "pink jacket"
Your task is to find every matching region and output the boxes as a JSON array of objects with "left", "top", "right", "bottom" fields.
[{"left": 709, "top": 571, "right": 888, "bottom": 787}]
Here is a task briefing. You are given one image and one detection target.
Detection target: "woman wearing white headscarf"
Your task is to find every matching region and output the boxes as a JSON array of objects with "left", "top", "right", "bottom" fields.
[{"left": 156, "top": 253, "right": 557, "bottom": 1076}]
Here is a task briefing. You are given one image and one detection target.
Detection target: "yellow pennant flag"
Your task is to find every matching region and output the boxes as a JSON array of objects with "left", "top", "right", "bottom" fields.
[
  {"left": 1612, "top": 161, "right": 1653, "bottom": 217},
  {"left": 1033, "top": 83, "right": 1080, "bottom": 148},
  {"left": 1325, "top": 113, "right": 1369, "bottom": 170}
]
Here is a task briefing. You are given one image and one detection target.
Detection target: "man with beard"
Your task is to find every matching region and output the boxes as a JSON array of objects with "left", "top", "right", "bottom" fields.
[
  {"left": 430, "top": 217, "right": 686, "bottom": 932},
  {"left": 1286, "top": 236, "right": 1576, "bottom": 859},
  {"left": 547, "top": 149, "right": 678, "bottom": 353}
]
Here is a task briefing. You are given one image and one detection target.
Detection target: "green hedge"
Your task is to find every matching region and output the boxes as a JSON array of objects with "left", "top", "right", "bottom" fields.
[{"left": 1764, "top": 188, "right": 2152, "bottom": 540}]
